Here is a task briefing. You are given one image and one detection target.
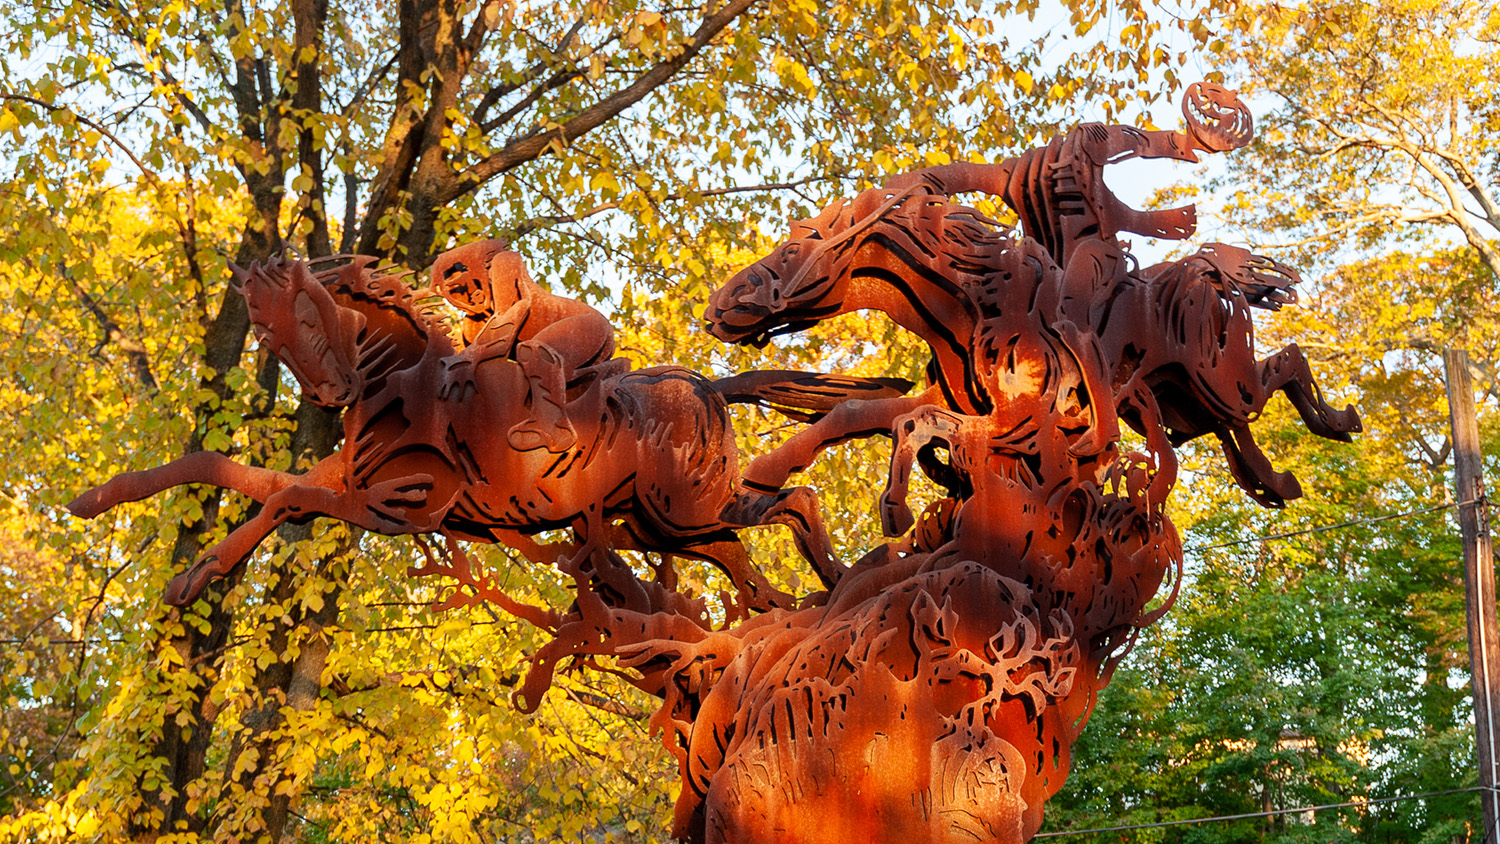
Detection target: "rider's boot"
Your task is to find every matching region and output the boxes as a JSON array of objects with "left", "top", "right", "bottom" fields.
[{"left": 509, "top": 344, "right": 577, "bottom": 453}]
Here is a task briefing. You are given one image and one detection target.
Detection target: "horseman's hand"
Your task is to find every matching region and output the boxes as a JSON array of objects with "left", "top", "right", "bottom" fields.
[
  {"left": 365, "top": 473, "right": 436, "bottom": 532},
  {"left": 439, "top": 359, "right": 477, "bottom": 401}
]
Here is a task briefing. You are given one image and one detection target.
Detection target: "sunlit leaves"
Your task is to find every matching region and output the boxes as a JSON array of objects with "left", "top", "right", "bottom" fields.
[{"left": 0, "top": 0, "right": 1238, "bottom": 839}]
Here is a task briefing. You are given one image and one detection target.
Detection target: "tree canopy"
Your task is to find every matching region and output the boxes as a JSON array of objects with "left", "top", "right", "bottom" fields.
[{"left": 1, "top": 0, "right": 1496, "bottom": 841}]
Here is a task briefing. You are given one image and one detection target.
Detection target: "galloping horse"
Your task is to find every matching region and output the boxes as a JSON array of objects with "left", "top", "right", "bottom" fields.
[
  {"left": 1104, "top": 243, "right": 1362, "bottom": 505},
  {"left": 706, "top": 185, "right": 1360, "bottom": 515},
  {"left": 69, "top": 256, "right": 850, "bottom": 610}
]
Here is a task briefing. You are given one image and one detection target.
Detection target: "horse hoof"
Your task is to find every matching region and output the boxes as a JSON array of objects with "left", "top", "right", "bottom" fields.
[
  {"left": 66, "top": 490, "right": 106, "bottom": 519},
  {"left": 1341, "top": 405, "right": 1363, "bottom": 433},
  {"left": 164, "top": 558, "right": 216, "bottom": 606}
]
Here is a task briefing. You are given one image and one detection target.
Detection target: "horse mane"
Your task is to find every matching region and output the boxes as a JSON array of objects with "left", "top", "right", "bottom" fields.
[
  {"left": 852, "top": 188, "right": 1033, "bottom": 311},
  {"left": 1144, "top": 244, "right": 1300, "bottom": 314},
  {"left": 309, "top": 257, "right": 457, "bottom": 371}
]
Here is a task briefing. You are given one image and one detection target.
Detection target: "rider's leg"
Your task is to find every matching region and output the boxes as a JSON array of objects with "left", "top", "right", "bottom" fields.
[
  {"left": 509, "top": 342, "right": 577, "bottom": 453},
  {"left": 508, "top": 314, "right": 617, "bottom": 452}
]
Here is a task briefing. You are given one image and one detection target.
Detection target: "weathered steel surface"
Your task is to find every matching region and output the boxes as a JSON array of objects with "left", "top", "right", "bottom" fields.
[{"left": 68, "top": 82, "right": 1358, "bottom": 843}]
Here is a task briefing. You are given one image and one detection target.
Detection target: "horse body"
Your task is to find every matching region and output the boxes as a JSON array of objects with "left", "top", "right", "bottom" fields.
[
  {"left": 706, "top": 185, "right": 1361, "bottom": 513},
  {"left": 70, "top": 256, "right": 840, "bottom": 609}
]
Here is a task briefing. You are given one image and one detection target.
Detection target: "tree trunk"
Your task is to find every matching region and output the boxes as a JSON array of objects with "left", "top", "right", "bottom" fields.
[
  {"left": 127, "top": 177, "right": 284, "bottom": 840},
  {"left": 210, "top": 401, "right": 344, "bottom": 842}
]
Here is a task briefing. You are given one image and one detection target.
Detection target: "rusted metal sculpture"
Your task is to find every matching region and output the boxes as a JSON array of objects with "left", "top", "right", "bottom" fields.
[{"left": 68, "top": 81, "right": 1359, "bottom": 843}]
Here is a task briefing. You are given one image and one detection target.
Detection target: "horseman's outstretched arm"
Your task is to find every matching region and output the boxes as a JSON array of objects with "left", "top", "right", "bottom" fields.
[
  {"left": 882, "top": 160, "right": 1021, "bottom": 198},
  {"left": 67, "top": 452, "right": 344, "bottom": 519}
]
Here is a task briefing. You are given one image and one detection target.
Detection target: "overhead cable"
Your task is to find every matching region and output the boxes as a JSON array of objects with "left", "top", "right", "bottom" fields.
[
  {"left": 1035, "top": 785, "right": 1491, "bottom": 838},
  {"left": 1185, "top": 499, "right": 1482, "bottom": 554}
]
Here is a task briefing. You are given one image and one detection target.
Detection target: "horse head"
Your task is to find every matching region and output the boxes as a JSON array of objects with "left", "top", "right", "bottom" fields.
[
  {"left": 706, "top": 199, "right": 857, "bottom": 347},
  {"left": 706, "top": 187, "right": 931, "bottom": 347},
  {"left": 1193, "top": 242, "right": 1298, "bottom": 310},
  {"left": 232, "top": 256, "right": 367, "bottom": 408}
]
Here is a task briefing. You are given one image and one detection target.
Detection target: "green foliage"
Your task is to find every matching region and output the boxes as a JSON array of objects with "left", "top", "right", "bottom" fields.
[
  {"left": 1041, "top": 3, "right": 1500, "bottom": 839},
  {"left": 0, "top": 0, "right": 1230, "bottom": 840}
]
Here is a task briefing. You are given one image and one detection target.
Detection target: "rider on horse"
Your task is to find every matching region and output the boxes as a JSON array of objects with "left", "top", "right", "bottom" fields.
[{"left": 431, "top": 239, "right": 617, "bottom": 453}]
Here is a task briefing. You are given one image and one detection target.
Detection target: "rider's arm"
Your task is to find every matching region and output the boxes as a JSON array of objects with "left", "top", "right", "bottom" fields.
[
  {"left": 461, "top": 296, "right": 530, "bottom": 366},
  {"left": 882, "top": 160, "right": 1021, "bottom": 197}
]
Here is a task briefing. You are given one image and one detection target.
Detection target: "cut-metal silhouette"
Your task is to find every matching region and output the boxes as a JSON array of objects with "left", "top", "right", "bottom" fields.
[{"left": 68, "top": 82, "right": 1358, "bottom": 843}]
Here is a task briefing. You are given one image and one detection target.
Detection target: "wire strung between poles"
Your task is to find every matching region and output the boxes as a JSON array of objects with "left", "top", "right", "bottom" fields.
[
  {"left": 1185, "top": 498, "right": 1485, "bottom": 554},
  {"left": 1035, "top": 785, "right": 1495, "bottom": 838}
]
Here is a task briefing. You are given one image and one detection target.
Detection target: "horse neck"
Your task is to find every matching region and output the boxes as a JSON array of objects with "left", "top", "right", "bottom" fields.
[
  {"left": 330, "top": 284, "right": 454, "bottom": 389},
  {"left": 832, "top": 231, "right": 979, "bottom": 344},
  {"left": 798, "top": 232, "right": 986, "bottom": 414}
]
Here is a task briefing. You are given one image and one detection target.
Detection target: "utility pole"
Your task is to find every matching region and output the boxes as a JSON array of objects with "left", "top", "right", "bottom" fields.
[{"left": 1444, "top": 346, "right": 1500, "bottom": 843}]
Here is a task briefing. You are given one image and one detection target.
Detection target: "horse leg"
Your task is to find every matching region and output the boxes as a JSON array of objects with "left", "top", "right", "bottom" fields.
[
  {"left": 163, "top": 472, "right": 436, "bottom": 606},
  {"left": 1258, "top": 343, "right": 1361, "bottom": 441},
  {"left": 263, "top": 472, "right": 440, "bottom": 534},
  {"left": 561, "top": 504, "right": 655, "bottom": 621},
  {"left": 761, "top": 486, "right": 843, "bottom": 589},
  {"left": 1214, "top": 421, "right": 1302, "bottom": 508},
  {"left": 722, "top": 486, "right": 843, "bottom": 590},
  {"left": 162, "top": 499, "right": 306, "bottom": 606},
  {"left": 511, "top": 510, "right": 657, "bottom": 712},
  {"left": 1112, "top": 378, "right": 1180, "bottom": 507},
  {"left": 67, "top": 451, "right": 325, "bottom": 518},
  {"left": 739, "top": 386, "right": 942, "bottom": 493},
  {"left": 678, "top": 534, "right": 796, "bottom": 618},
  {"left": 881, "top": 406, "right": 966, "bottom": 537}
]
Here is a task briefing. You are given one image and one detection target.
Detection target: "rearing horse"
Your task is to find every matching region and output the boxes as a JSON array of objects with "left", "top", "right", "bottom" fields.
[{"left": 69, "top": 256, "right": 847, "bottom": 611}]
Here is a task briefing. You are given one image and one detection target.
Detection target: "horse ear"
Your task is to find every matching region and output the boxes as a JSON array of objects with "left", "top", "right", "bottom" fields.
[
  {"left": 789, "top": 198, "right": 847, "bottom": 238},
  {"left": 228, "top": 261, "right": 251, "bottom": 293},
  {"left": 337, "top": 303, "right": 368, "bottom": 339}
]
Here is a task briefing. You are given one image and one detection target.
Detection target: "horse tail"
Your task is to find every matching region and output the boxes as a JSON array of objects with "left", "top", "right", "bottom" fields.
[{"left": 711, "top": 370, "right": 915, "bottom": 423}]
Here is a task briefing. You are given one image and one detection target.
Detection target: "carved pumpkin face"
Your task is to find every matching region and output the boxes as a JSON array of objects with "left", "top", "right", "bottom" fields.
[
  {"left": 1182, "top": 82, "right": 1253, "bottom": 154},
  {"left": 233, "top": 258, "right": 365, "bottom": 407}
]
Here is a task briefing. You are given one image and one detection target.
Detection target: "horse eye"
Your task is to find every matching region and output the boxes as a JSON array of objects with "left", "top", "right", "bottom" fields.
[
  {"left": 443, "top": 262, "right": 469, "bottom": 279},
  {"left": 294, "top": 292, "right": 320, "bottom": 325}
]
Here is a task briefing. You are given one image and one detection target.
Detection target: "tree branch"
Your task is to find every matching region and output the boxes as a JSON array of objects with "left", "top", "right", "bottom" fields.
[
  {"left": 62, "top": 266, "right": 158, "bottom": 390},
  {"left": 445, "top": 0, "right": 761, "bottom": 203},
  {"left": 471, "top": 13, "right": 590, "bottom": 129},
  {"left": 0, "top": 94, "right": 161, "bottom": 185},
  {"left": 510, "top": 175, "right": 833, "bottom": 237}
]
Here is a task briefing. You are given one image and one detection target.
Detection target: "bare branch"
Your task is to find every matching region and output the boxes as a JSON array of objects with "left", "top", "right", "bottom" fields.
[
  {"left": 0, "top": 94, "right": 162, "bottom": 185},
  {"left": 510, "top": 176, "right": 833, "bottom": 237},
  {"left": 472, "top": 13, "right": 591, "bottom": 129},
  {"left": 445, "top": 0, "right": 761, "bottom": 204},
  {"left": 61, "top": 266, "right": 159, "bottom": 390}
]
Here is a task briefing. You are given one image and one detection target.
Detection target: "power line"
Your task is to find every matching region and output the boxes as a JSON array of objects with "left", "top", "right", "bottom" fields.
[
  {"left": 1184, "top": 499, "right": 1483, "bottom": 555},
  {"left": 1035, "top": 786, "right": 1490, "bottom": 838}
]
